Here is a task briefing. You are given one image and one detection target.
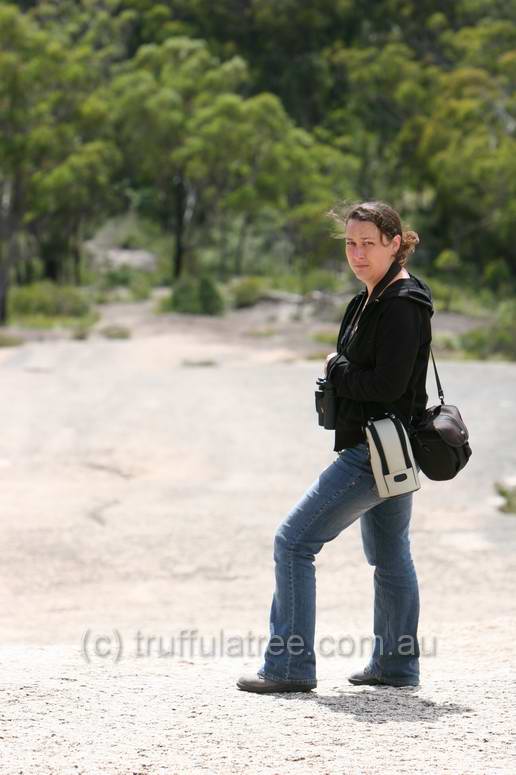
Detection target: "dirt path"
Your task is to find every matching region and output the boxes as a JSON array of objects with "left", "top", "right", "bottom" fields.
[{"left": 0, "top": 299, "right": 514, "bottom": 774}]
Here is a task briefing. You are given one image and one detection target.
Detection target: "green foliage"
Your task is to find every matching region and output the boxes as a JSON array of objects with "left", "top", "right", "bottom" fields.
[
  {"left": 300, "top": 270, "right": 339, "bottom": 294},
  {"left": 435, "top": 250, "right": 462, "bottom": 273},
  {"left": 101, "top": 265, "right": 136, "bottom": 288},
  {"left": 70, "top": 322, "right": 92, "bottom": 341},
  {"left": 95, "top": 263, "right": 154, "bottom": 301},
  {"left": 99, "top": 325, "right": 131, "bottom": 339},
  {"left": 161, "top": 274, "right": 225, "bottom": 315},
  {"left": 129, "top": 273, "right": 152, "bottom": 301},
  {"left": 168, "top": 277, "right": 201, "bottom": 314},
  {"left": 459, "top": 300, "right": 516, "bottom": 360},
  {"left": 9, "top": 282, "right": 91, "bottom": 318},
  {"left": 0, "top": 332, "right": 24, "bottom": 348},
  {"left": 198, "top": 275, "right": 225, "bottom": 316},
  {"left": 2, "top": 0, "right": 516, "bottom": 311},
  {"left": 482, "top": 259, "right": 512, "bottom": 293},
  {"left": 311, "top": 330, "right": 338, "bottom": 346},
  {"left": 494, "top": 482, "right": 516, "bottom": 514},
  {"left": 427, "top": 277, "right": 495, "bottom": 316},
  {"left": 268, "top": 274, "right": 303, "bottom": 294},
  {"left": 230, "top": 277, "right": 268, "bottom": 308}
]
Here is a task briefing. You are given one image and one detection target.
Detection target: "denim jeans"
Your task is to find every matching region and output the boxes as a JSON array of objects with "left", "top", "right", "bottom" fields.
[{"left": 258, "top": 441, "right": 420, "bottom": 687}]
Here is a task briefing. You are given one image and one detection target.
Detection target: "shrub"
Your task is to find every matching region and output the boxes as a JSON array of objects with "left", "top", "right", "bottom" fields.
[
  {"left": 119, "top": 233, "right": 141, "bottom": 249},
  {"left": 158, "top": 275, "right": 226, "bottom": 315},
  {"left": 0, "top": 332, "right": 24, "bottom": 347},
  {"left": 311, "top": 329, "right": 338, "bottom": 346},
  {"left": 198, "top": 275, "right": 225, "bottom": 315},
  {"left": 9, "top": 282, "right": 90, "bottom": 318},
  {"left": 99, "top": 325, "right": 131, "bottom": 339},
  {"left": 170, "top": 277, "right": 202, "bottom": 314},
  {"left": 269, "top": 274, "right": 302, "bottom": 294},
  {"left": 459, "top": 300, "right": 516, "bottom": 360},
  {"left": 435, "top": 249, "right": 461, "bottom": 273},
  {"left": 301, "top": 269, "right": 339, "bottom": 294},
  {"left": 100, "top": 265, "right": 156, "bottom": 294},
  {"left": 429, "top": 277, "right": 456, "bottom": 312},
  {"left": 482, "top": 258, "right": 512, "bottom": 293},
  {"left": 70, "top": 323, "right": 91, "bottom": 340},
  {"left": 495, "top": 482, "right": 516, "bottom": 514},
  {"left": 101, "top": 265, "right": 134, "bottom": 288},
  {"left": 231, "top": 276, "right": 268, "bottom": 308},
  {"left": 129, "top": 273, "right": 152, "bottom": 301}
]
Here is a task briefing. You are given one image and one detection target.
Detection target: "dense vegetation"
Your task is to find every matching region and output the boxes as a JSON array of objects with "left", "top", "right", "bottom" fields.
[{"left": 1, "top": 0, "right": 516, "bottom": 339}]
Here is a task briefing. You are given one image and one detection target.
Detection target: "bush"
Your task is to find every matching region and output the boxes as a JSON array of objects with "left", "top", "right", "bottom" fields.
[
  {"left": 459, "top": 300, "right": 516, "bottom": 360},
  {"left": 99, "top": 325, "right": 131, "bottom": 339},
  {"left": 311, "top": 329, "right": 338, "bottom": 346},
  {"left": 101, "top": 265, "right": 134, "bottom": 288},
  {"left": 231, "top": 276, "right": 268, "bottom": 308},
  {"left": 495, "top": 482, "right": 516, "bottom": 514},
  {"left": 99, "top": 265, "right": 156, "bottom": 296},
  {"left": 0, "top": 332, "right": 24, "bottom": 347},
  {"left": 70, "top": 323, "right": 91, "bottom": 341},
  {"left": 170, "top": 277, "right": 202, "bottom": 314},
  {"left": 9, "top": 282, "right": 91, "bottom": 318},
  {"left": 129, "top": 273, "right": 152, "bottom": 301},
  {"left": 482, "top": 258, "right": 512, "bottom": 293},
  {"left": 428, "top": 277, "right": 493, "bottom": 316},
  {"left": 198, "top": 275, "right": 225, "bottom": 315},
  {"left": 119, "top": 233, "right": 141, "bottom": 250},
  {"left": 301, "top": 269, "right": 339, "bottom": 294},
  {"left": 268, "top": 274, "right": 302, "bottom": 294},
  {"left": 160, "top": 275, "right": 225, "bottom": 315},
  {"left": 435, "top": 249, "right": 461, "bottom": 273}
]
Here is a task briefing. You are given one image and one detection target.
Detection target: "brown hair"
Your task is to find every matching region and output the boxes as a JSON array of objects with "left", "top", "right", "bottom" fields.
[{"left": 326, "top": 200, "right": 419, "bottom": 267}]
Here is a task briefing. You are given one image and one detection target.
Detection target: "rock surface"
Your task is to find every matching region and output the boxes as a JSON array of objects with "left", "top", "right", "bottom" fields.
[{"left": 0, "top": 300, "right": 514, "bottom": 774}]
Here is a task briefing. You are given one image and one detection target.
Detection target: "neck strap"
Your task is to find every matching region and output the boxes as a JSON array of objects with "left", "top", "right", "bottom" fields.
[
  {"left": 345, "top": 259, "right": 403, "bottom": 342},
  {"left": 367, "top": 259, "right": 403, "bottom": 305}
]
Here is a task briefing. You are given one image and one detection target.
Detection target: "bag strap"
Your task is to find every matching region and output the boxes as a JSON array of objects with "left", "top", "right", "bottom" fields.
[
  {"left": 429, "top": 347, "right": 445, "bottom": 405},
  {"left": 366, "top": 421, "right": 389, "bottom": 476},
  {"left": 391, "top": 415, "right": 413, "bottom": 469},
  {"left": 366, "top": 415, "right": 414, "bottom": 475}
]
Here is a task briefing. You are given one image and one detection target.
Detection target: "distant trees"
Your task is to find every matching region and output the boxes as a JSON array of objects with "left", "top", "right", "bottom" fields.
[
  {"left": 0, "top": 4, "right": 119, "bottom": 321},
  {"left": 1, "top": 0, "right": 516, "bottom": 323}
]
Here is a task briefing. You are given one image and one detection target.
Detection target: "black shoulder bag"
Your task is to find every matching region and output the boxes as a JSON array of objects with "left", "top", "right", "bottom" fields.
[{"left": 409, "top": 349, "right": 472, "bottom": 481}]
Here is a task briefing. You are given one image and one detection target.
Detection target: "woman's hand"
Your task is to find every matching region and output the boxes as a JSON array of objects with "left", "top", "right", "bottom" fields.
[{"left": 325, "top": 351, "right": 338, "bottom": 376}]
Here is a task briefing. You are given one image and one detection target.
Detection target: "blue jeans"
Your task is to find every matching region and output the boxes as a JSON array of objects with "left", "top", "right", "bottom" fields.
[{"left": 258, "top": 441, "right": 420, "bottom": 687}]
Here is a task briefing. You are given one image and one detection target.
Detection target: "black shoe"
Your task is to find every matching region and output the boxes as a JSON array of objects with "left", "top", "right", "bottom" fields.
[
  {"left": 236, "top": 672, "right": 316, "bottom": 694},
  {"left": 348, "top": 666, "right": 420, "bottom": 688}
]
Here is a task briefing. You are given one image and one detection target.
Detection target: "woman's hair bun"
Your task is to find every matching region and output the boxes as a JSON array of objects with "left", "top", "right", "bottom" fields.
[{"left": 398, "top": 230, "right": 419, "bottom": 266}]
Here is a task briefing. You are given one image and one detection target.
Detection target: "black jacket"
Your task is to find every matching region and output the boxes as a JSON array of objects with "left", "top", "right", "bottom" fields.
[{"left": 327, "top": 272, "right": 434, "bottom": 452}]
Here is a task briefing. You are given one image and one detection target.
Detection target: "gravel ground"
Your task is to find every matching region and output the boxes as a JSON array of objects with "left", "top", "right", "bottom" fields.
[{"left": 0, "top": 299, "right": 515, "bottom": 774}]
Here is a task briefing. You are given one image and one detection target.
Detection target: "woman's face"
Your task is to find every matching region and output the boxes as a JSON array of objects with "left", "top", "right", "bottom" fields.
[{"left": 344, "top": 218, "right": 401, "bottom": 289}]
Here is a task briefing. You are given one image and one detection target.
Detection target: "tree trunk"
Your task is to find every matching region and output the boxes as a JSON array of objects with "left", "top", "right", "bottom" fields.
[
  {"left": 0, "top": 262, "right": 9, "bottom": 325},
  {"left": 0, "top": 174, "right": 24, "bottom": 324},
  {"left": 218, "top": 217, "right": 230, "bottom": 280},
  {"left": 72, "top": 221, "right": 82, "bottom": 285},
  {"left": 0, "top": 232, "right": 21, "bottom": 325},
  {"left": 173, "top": 177, "right": 186, "bottom": 281},
  {"left": 41, "top": 238, "right": 64, "bottom": 282},
  {"left": 234, "top": 214, "right": 250, "bottom": 276}
]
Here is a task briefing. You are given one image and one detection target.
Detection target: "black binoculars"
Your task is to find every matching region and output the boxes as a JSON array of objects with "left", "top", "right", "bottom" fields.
[{"left": 315, "top": 376, "right": 338, "bottom": 429}]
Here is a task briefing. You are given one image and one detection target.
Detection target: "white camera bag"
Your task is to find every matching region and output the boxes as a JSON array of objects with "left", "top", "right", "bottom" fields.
[{"left": 365, "top": 413, "right": 420, "bottom": 498}]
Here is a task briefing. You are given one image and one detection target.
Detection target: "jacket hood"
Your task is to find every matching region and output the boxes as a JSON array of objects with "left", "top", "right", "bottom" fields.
[{"left": 373, "top": 272, "right": 434, "bottom": 317}]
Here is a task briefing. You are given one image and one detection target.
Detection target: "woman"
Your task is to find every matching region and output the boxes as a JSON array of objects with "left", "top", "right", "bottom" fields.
[{"left": 237, "top": 201, "right": 433, "bottom": 694}]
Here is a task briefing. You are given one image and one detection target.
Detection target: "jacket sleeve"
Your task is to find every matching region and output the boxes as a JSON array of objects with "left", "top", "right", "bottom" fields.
[{"left": 329, "top": 299, "right": 422, "bottom": 403}]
